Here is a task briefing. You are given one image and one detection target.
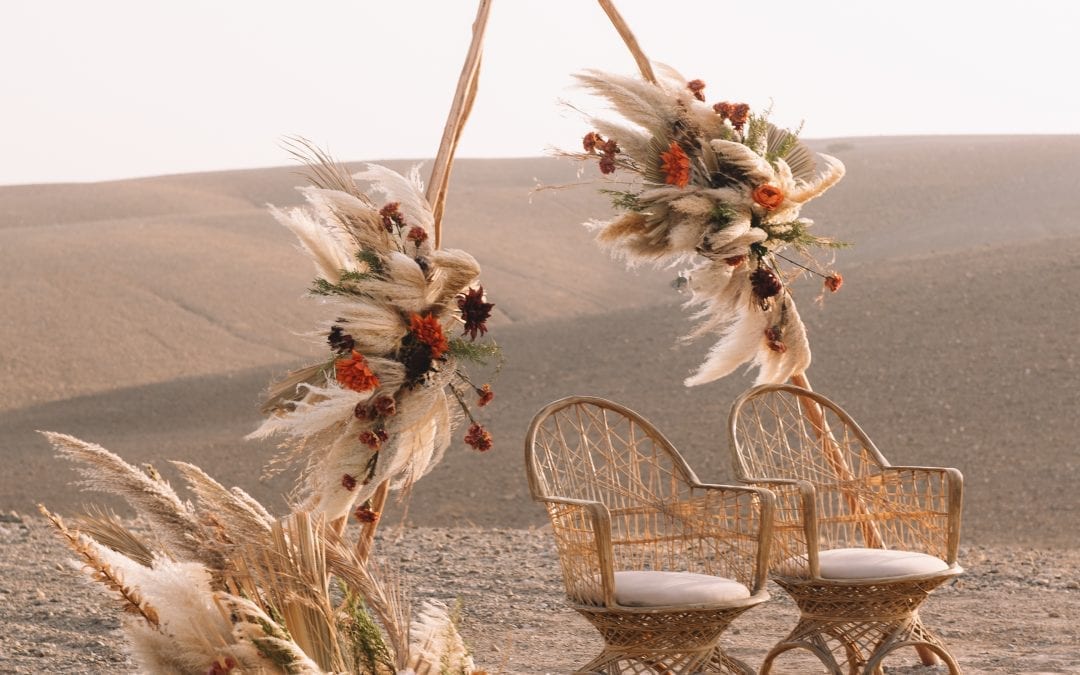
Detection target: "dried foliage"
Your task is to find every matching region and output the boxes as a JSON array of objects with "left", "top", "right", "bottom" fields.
[
  {"left": 570, "top": 65, "right": 848, "bottom": 385},
  {"left": 250, "top": 147, "right": 500, "bottom": 523}
]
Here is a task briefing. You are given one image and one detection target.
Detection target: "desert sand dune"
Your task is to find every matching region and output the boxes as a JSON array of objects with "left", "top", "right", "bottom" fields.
[
  {"left": 2, "top": 136, "right": 1077, "bottom": 547},
  {"left": 1, "top": 136, "right": 1079, "bottom": 673}
]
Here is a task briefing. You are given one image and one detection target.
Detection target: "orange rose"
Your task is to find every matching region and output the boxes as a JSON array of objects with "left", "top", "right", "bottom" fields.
[{"left": 752, "top": 184, "right": 784, "bottom": 210}]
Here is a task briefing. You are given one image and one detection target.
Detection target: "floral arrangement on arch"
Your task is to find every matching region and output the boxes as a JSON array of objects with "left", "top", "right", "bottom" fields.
[
  {"left": 250, "top": 144, "right": 500, "bottom": 524},
  {"left": 570, "top": 66, "right": 847, "bottom": 385}
]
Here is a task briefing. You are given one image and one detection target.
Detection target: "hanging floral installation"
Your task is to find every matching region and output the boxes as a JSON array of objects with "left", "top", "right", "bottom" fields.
[
  {"left": 570, "top": 66, "right": 847, "bottom": 386},
  {"left": 248, "top": 143, "right": 500, "bottom": 525}
]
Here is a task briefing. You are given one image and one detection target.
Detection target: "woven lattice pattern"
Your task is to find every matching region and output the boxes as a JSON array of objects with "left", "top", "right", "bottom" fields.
[
  {"left": 727, "top": 384, "right": 963, "bottom": 674},
  {"left": 526, "top": 396, "right": 773, "bottom": 673},
  {"left": 729, "top": 384, "right": 962, "bottom": 574}
]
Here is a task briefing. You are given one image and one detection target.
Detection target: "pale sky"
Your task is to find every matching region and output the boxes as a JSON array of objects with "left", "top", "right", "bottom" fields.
[{"left": 2, "top": 1, "right": 1077, "bottom": 186}]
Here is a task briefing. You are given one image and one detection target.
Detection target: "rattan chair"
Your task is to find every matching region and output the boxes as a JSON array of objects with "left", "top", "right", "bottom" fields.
[
  {"left": 728, "top": 384, "right": 963, "bottom": 674},
  {"left": 526, "top": 396, "right": 775, "bottom": 674}
]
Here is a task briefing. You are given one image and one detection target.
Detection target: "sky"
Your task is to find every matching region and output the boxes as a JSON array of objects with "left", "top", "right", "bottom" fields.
[{"left": 2, "top": 1, "right": 1078, "bottom": 185}]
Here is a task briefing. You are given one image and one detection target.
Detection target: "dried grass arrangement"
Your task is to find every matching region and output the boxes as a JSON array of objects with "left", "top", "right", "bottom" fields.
[
  {"left": 569, "top": 60, "right": 847, "bottom": 386},
  {"left": 249, "top": 141, "right": 501, "bottom": 524},
  {"left": 38, "top": 433, "right": 475, "bottom": 674}
]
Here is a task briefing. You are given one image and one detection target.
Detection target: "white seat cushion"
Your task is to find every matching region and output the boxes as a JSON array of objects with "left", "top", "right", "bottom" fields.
[
  {"left": 612, "top": 570, "right": 750, "bottom": 607},
  {"left": 787, "top": 548, "right": 950, "bottom": 580}
]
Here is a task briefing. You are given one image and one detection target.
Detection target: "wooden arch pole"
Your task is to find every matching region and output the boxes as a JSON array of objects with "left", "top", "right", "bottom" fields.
[{"left": 353, "top": 0, "right": 494, "bottom": 564}]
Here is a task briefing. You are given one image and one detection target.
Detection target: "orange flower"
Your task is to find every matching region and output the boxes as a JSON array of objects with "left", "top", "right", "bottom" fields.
[
  {"left": 824, "top": 273, "right": 844, "bottom": 293},
  {"left": 752, "top": 184, "right": 784, "bottom": 210},
  {"left": 409, "top": 313, "right": 449, "bottom": 359},
  {"left": 660, "top": 141, "right": 691, "bottom": 188},
  {"left": 335, "top": 350, "right": 380, "bottom": 392}
]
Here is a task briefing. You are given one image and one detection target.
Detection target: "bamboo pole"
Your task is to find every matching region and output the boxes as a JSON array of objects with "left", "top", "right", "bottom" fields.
[
  {"left": 427, "top": 0, "right": 493, "bottom": 248},
  {"left": 353, "top": 0, "right": 494, "bottom": 562},
  {"left": 596, "top": 0, "right": 656, "bottom": 84}
]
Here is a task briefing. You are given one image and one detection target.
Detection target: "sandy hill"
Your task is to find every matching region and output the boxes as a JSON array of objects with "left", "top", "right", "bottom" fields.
[{"left": 1, "top": 136, "right": 1077, "bottom": 547}]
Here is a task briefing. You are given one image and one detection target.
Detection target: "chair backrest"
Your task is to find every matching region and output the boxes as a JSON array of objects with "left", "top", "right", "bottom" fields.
[
  {"left": 728, "top": 384, "right": 890, "bottom": 549},
  {"left": 526, "top": 396, "right": 709, "bottom": 574}
]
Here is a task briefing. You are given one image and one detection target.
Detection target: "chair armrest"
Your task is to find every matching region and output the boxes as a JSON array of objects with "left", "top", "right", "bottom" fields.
[
  {"left": 534, "top": 496, "right": 616, "bottom": 606},
  {"left": 738, "top": 478, "right": 820, "bottom": 578},
  {"left": 879, "top": 465, "right": 963, "bottom": 564},
  {"left": 684, "top": 482, "right": 775, "bottom": 593}
]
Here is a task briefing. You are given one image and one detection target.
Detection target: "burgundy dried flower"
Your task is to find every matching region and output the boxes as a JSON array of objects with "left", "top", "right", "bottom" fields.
[
  {"left": 327, "top": 325, "right": 354, "bottom": 354},
  {"left": 406, "top": 226, "right": 428, "bottom": 245},
  {"left": 601, "top": 138, "right": 620, "bottom": 156},
  {"left": 354, "top": 505, "right": 380, "bottom": 523},
  {"left": 598, "top": 155, "right": 616, "bottom": 175},
  {"left": 750, "top": 266, "right": 783, "bottom": 300},
  {"left": 341, "top": 474, "right": 358, "bottom": 491},
  {"left": 764, "top": 326, "right": 787, "bottom": 353},
  {"left": 457, "top": 286, "right": 494, "bottom": 340},
  {"left": 824, "top": 273, "right": 844, "bottom": 293},
  {"left": 354, "top": 401, "right": 371, "bottom": 420},
  {"left": 374, "top": 395, "right": 397, "bottom": 417},
  {"left": 359, "top": 429, "right": 388, "bottom": 450},
  {"left": 583, "top": 131, "right": 602, "bottom": 153},
  {"left": 687, "top": 79, "right": 706, "bottom": 102},
  {"left": 476, "top": 383, "right": 494, "bottom": 407},
  {"left": 714, "top": 101, "right": 751, "bottom": 131},
  {"left": 464, "top": 423, "right": 493, "bottom": 452},
  {"left": 724, "top": 255, "right": 747, "bottom": 267},
  {"left": 379, "top": 202, "right": 405, "bottom": 231}
]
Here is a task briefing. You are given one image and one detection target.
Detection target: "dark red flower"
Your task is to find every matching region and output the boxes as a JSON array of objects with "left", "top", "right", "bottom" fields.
[
  {"left": 457, "top": 286, "right": 494, "bottom": 341},
  {"left": 583, "top": 131, "right": 602, "bottom": 153},
  {"left": 341, "top": 474, "right": 358, "bottom": 491},
  {"left": 336, "top": 351, "right": 380, "bottom": 392},
  {"left": 327, "top": 325, "right": 354, "bottom": 354},
  {"left": 409, "top": 313, "right": 449, "bottom": 359},
  {"left": 359, "top": 429, "right": 388, "bottom": 450},
  {"left": 374, "top": 396, "right": 397, "bottom": 417},
  {"left": 406, "top": 226, "right": 428, "bottom": 245},
  {"left": 464, "top": 423, "right": 493, "bottom": 452},
  {"left": 598, "top": 155, "right": 617, "bottom": 175},
  {"left": 687, "top": 79, "right": 706, "bottom": 102},
  {"left": 824, "top": 273, "right": 844, "bottom": 293},
  {"left": 476, "top": 383, "right": 494, "bottom": 407},
  {"left": 714, "top": 101, "right": 751, "bottom": 131},
  {"left": 601, "top": 138, "right": 620, "bottom": 156},
  {"left": 354, "top": 504, "right": 380, "bottom": 523},
  {"left": 379, "top": 202, "right": 405, "bottom": 231},
  {"left": 724, "top": 255, "right": 747, "bottom": 267},
  {"left": 764, "top": 326, "right": 787, "bottom": 353},
  {"left": 750, "top": 266, "right": 783, "bottom": 300}
]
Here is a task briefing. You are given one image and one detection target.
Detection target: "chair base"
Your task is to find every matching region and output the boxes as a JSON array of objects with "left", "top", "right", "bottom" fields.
[
  {"left": 573, "top": 602, "right": 761, "bottom": 674},
  {"left": 762, "top": 574, "right": 961, "bottom": 675}
]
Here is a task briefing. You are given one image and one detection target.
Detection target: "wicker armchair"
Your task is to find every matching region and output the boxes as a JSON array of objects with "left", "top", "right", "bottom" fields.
[
  {"left": 728, "top": 384, "right": 963, "bottom": 674},
  {"left": 525, "top": 396, "right": 775, "bottom": 674}
]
